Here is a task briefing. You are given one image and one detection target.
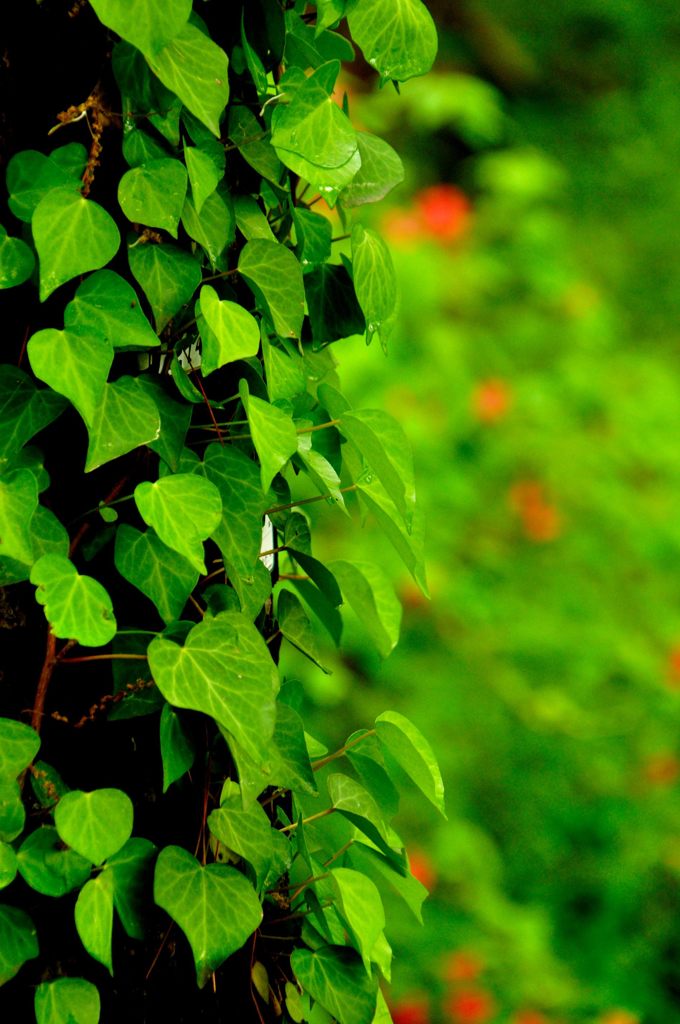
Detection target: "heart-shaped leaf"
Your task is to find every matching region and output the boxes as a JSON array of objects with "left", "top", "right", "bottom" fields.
[
  {"left": 55, "top": 788, "right": 134, "bottom": 866},
  {"left": 84, "top": 376, "right": 161, "bottom": 472},
  {"left": 154, "top": 845, "right": 263, "bottom": 986},
  {"left": 291, "top": 946, "right": 378, "bottom": 1024},
  {"left": 118, "top": 158, "right": 188, "bottom": 236},
  {"left": 0, "top": 365, "right": 66, "bottom": 465},
  {"left": 115, "top": 524, "right": 198, "bottom": 624},
  {"left": 239, "top": 379, "right": 298, "bottom": 492},
  {"left": 34, "top": 977, "right": 101, "bottom": 1024},
  {"left": 33, "top": 187, "right": 120, "bottom": 302},
  {"left": 17, "top": 826, "right": 92, "bottom": 897},
  {"left": 0, "top": 719, "right": 40, "bottom": 778},
  {"left": 27, "top": 326, "right": 113, "bottom": 427},
  {"left": 347, "top": 0, "right": 437, "bottom": 82},
  {"left": 0, "top": 225, "right": 35, "bottom": 288},
  {"left": 134, "top": 474, "right": 222, "bottom": 574},
  {"left": 74, "top": 872, "right": 114, "bottom": 973},
  {"left": 128, "top": 241, "right": 201, "bottom": 331},
  {"left": 198, "top": 285, "right": 260, "bottom": 374},
  {"left": 90, "top": 0, "right": 192, "bottom": 57},
  {"left": 65, "top": 270, "right": 159, "bottom": 351},
  {"left": 238, "top": 239, "right": 305, "bottom": 339},
  {"left": 30, "top": 554, "right": 117, "bottom": 647},
  {"left": 146, "top": 23, "right": 229, "bottom": 137}
]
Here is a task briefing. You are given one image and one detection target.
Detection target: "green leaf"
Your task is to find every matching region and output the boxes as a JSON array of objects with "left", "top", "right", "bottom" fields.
[
  {"left": 329, "top": 560, "right": 401, "bottom": 658},
  {"left": 198, "top": 285, "right": 260, "bottom": 374},
  {"left": 228, "top": 106, "right": 283, "bottom": 184},
  {"left": 181, "top": 189, "right": 234, "bottom": 268},
  {"left": 234, "top": 195, "right": 276, "bottom": 242},
  {"left": 285, "top": 577, "right": 343, "bottom": 647},
  {"left": 270, "top": 702, "right": 318, "bottom": 796},
  {"left": 350, "top": 225, "right": 398, "bottom": 349},
  {"left": 115, "top": 524, "right": 198, "bottom": 624},
  {"left": 154, "top": 845, "right": 263, "bottom": 987},
  {"left": 0, "top": 224, "right": 34, "bottom": 288},
  {"left": 6, "top": 145, "right": 86, "bottom": 222},
  {"left": 160, "top": 705, "right": 195, "bottom": 792},
  {"left": 106, "top": 837, "right": 157, "bottom": 940},
  {"left": 34, "top": 977, "right": 101, "bottom": 1024},
  {"left": 0, "top": 468, "right": 38, "bottom": 567},
  {"left": 239, "top": 239, "right": 305, "bottom": 340},
  {"left": 304, "top": 264, "right": 365, "bottom": 345},
  {"left": 346, "top": 734, "right": 399, "bottom": 818},
  {"left": 316, "top": 0, "right": 347, "bottom": 32},
  {"left": 0, "top": 905, "right": 38, "bottom": 986},
  {"left": 75, "top": 872, "right": 114, "bottom": 973},
  {"left": 33, "top": 187, "right": 120, "bottom": 302},
  {"left": 184, "top": 144, "right": 221, "bottom": 214},
  {"left": 208, "top": 790, "right": 274, "bottom": 888},
  {"left": 138, "top": 378, "right": 192, "bottom": 470},
  {"left": 346, "top": 842, "right": 427, "bottom": 924},
  {"left": 85, "top": 376, "right": 161, "bottom": 472},
  {"left": 240, "top": 379, "right": 298, "bottom": 492},
  {"left": 294, "top": 208, "right": 332, "bottom": 266},
  {"left": 0, "top": 780, "right": 25, "bottom": 843},
  {"left": 340, "top": 408, "right": 414, "bottom": 527},
  {"left": 17, "top": 826, "right": 91, "bottom": 897},
  {"left": 0, "top": 844, "right": 17, "bottom": 891},
  {"left": 0, "top": 718, "right": 40, "bottom": 777},
  {"left": 65, "top": 270, "right": 159, "bottom": 351},
  {"left": 147, "top": 23, "right": 229, "bottom": 137},
  {"left": 122, "top": 128, "right": 169, "bottom": 168},
  {"left": 356, "top": 480, "right": 428, "bottom": 595},
  {"left": 31, "top": 554, "right": 117, "bottom": 647},
  {"left": 288, "top": 549, "right": 342, "bottom": 607},
  {"left": 0, "top": 366, "right": 66, "bottom": 465},
  {"left": 262, "top": 337, "right": 306, "bottom": 403},
  {"left": 346, "top": 0, "right": 437, "bottom": 81},
  {"left": 291, "top": 946, "right": 378, "bottom": 1024},
  {"left": 118, "top": 158, "right": 188, "bottom": 237},
  {"left": 55, "top": 788, "right": 134, "bottom": 865},
  {"left": 327, "top": 774, "right": 404, "bottom": 862},
  {"left": 198, "top": 444, "right": 266, "bottom": 599},
  {"left": 27, "top": 326, "right": 113, "bottom": 427},
  {"left": 340, "top": 132, "right": 404, "bottom": 208},
  {"left": 330, "top": 867, "right": 385, "bottom": 973},
  {"left": 128, "top": 241, "right": 201, "bottom": 332},
  {"left": 277, "top": 588, "right": 329, "bottom": 672},
  {"left": 148, "top": 611, "right": 278, "bottom": 764},
  {"left": 90, "top": 0, "right": 191, "bottom": 57},
  {"left": 375, "top": 711, "right": 445, "bottom": 817},
  {"left": 134, "top": 474, "right": 222, "bottom": 575}
]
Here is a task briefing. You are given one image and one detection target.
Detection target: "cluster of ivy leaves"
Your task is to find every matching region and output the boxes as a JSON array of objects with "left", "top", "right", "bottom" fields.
[{"left": 0, "top": 1, "right": 443, "bottom": 1021}]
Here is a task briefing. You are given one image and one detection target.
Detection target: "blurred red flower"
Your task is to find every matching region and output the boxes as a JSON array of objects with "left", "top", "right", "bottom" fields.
[
  {"left": 472, "top": 378, "right": 512, "bottom": 423},
  {"left": 509, "top": 480, "right": 562, "bottom": 543},
  {"left": 391, "top": 994, "right": 430, "bottom": 1024},
  {"left": 442, "top": 949, "right": 484, "bottom": 984},
  {"left": 444, "top": 987, "right": 496, "bottom": 1024},
  {"left": 416, "top": 184, "right": 472, "bottom": 242},
  {"left": 408, "top": 847, "right": 436, "bottom": 890},
  {"left": 511, "top": 1011, "right": 550, "bottom": 1024}
]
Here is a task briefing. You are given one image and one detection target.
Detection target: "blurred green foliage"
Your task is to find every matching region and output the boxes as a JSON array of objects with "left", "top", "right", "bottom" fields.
[{"left": 281, "top": 3, "right": 680, "bottom": 1022}]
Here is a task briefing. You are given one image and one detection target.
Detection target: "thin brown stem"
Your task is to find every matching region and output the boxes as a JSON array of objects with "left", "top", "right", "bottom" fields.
[
  {"left": 191, "top": 369, "right": 225, "bottom": 447},
  {"left": 278, "top": 807, "right": 336, "bottom": 833},
  {"left": 58, "top": 653, "right": 148, "bottom": 665},
  {"left": 311, "top": 728, "right": 376, "bottom": 772},
  {"left": 324, "top": 839, "right": 354, "bottom": 868},
  {"left": 31, "top": 631, "right": 57, "bottom": 733},
  {"left": 264, "top": 484, "right": 357, "bottom": 516},
  {"left": 295, "top": 419, "right": 340, "bottom": 434}
]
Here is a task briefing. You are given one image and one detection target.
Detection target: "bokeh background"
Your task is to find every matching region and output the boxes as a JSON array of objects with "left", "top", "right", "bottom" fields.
[{"left": 284, "top": 3, "right": 680, "bottom": 1022}]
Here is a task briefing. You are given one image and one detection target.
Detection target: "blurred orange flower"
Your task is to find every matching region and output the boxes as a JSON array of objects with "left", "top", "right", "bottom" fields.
[
  {"left": 509, "top": 480, "right": 562, "bottom": 543},
  {"left": 472, "top": 378, "right": 512, "bottom": 423},
  {"left": 444, "top": 987, "right": 496, "bottom": 1024},
  {"left": 408, "top": 847, "right": 437, "bottom": 891},
  {"left": 442, "top": 949, "right": 484, "bottom": 984},
  {"left": 391, "top": 994, "right": 430, "bottom": 1024}
]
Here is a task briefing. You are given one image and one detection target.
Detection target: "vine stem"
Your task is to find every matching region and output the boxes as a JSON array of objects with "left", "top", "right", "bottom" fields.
[
  {"left": 311, "top": 728, "right": 376, "bottom": 772},
  {"left": 278, "top": 807, "right": 335, "bottom": 833},
  {"left": 58, "top": 653, "right": 149, "bottom": 665},
  {"left": 265, "top": 483, "right": 357, "bottom": 516},
  {"left": 30, "top": 631, "right": 57, "bottom": 733},
  {"left": 191, "top": 368, "right": 225, "bottom": 446}
]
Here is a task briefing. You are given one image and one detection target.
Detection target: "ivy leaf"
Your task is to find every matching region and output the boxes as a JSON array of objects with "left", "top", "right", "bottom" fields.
[
  {"left": 32, "top": 187, "right": 120, "bottom": 302},
  {"left": 0, "top": 780, "right": 26, "bottom": 842},
  {"left": 304, "top": 264, "right": 365, "bottom": 345},
  {"left": 128, "top": 241, "right": 201, "bottom": 332},
  {"left": 198, "top": 285, "right": 261, "bottom": 374},
  {"left": 350, "top": 225, "right": 398, "bottom": 349},
  {"left": 0, "top": 905, "right": 38, "bottom": 987},
  {"left": 134, "top": 474, "right": 222, "bottom": 575},
  {"left": 339, "top": 408, "right": 414, "bottom": 528},
  {"left": 147, "top": 611, "right": 278, "bottom": 764},
  {"left": 123, "top": 129, "right": 169, "bottom": 168},
  {"left": 0, "top": 505, "right": 70, "bottom": 588},
  {"left": 0, "top": 844, "right": 17, "bottom": 891},
  {"left": 118, "top": 158, "right": 188, "bottom": 237},
  {"left": 34, "top": 977, "right": 101, "bottom": 1024},
  {"left": 154, "top": 845, "right": 263, "bottom": 987},
  {"left": 106, "top": 837, "right": 157, "bottom": 940},
  {"left": 356, "top": 479, "right": 428, "bottom": 595},
  {"left": 0, "top": 718, "right": 40, "bottom": 778},
  {"left": 234, "top": 196, "right": 275, "bottom": 242},
  {"left": 330, "top": 867, "right": 385, "bottom": 973},
  {"left": 85, "top": 376, "right": 161, "bottom": 472},
  {"left": 327, "top": 774, "right": 404, "bottom": 864},
  {"left": 375, "top": 711, "right": 446, "bottom": 817},
  {"left": 184, "top": 145, "right": 221, "bottom": 214},
  {"left": 138, "top": 378, "right": 192, "bottom": 471},
  {"left": 160, "top": 705, "right": 195, "bottom": 792},
  {"left": 6, "top": 145, "right": 87, "bottom": 222},
  {"left": 293, "top": 208, "right": 332, "bottom": 266},
  {"left": 329, "top": 560, "right": 401, "bottom": 659},
  {"left": 27, "top": 325, "right": 113, "bottom": 427},
  {"left": 238, "top": 239, "right": 305, "bottom": 340},
  {"left": 347, "top": 842, "right": 427, "bottom": 924},
  {"left": 75, "top": 872, "right": 114, "bottom": 973},
  {"left": 115, "top": 524, "right": 198, "bottom": 624},
  {"left": 0, "top": 365, "right": 66, "bottom": 465},
  {"left": 340, "top": 132, "right": 405, "bottom": 208},
  {"left": 208, "top": 790, "right": 274, "bottom": 888},
  {"left": 198, "top": 444, "right": 266, "bottom": 601},
  {"left": 65, "top": 270, "right": 159, "bottom": 351},
  {"left": 287, "top": 549, "right": 342, "bottom": 607},
  {"left": 0, "top": 468, "right": 39, "bottom": 568},
  {"left": 0, "top": 225, "right": 34, "bottom": 289},
  {"left": 146, "top": 23, "right": 230, "bottom": 137},
  {"left": 262, "top": 337, "right": 306, "bottom": 402},
  {"left": 291, "top": 946, "right": 378, "bottom": 1024},
  {"left": 277, "top": 588, "right": 329, "bottom": 672},
  {"left": 270, "top": 702, "right": 318, "bottom": 797},
  {"left": 54, "top": 788, "right": 134, "bottom": 866},
  {"left": 30, "top": 554, "right": 117, "bottom": 647},
  {"left": 181, "top": 190, "right": 234, "bottom": 269},
  {"left": 346, "top": 0, "right": 438, "bottom": 82},
  {"left": 228, "top": 106, "right": 283, "bottom": 184},
  {"left": 240, "top": 379, "right": 298, "bottom": 492},
  {"left": 17, "top": 827, "right": 91, "bottom": 897},
  {"left": 90, "top": 0, "right": 192, "bottom": 57}
]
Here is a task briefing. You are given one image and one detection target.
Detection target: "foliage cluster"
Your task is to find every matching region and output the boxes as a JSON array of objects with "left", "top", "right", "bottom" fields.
[{"left": 0, "top": 1, "right": 444, "bottom": 1021}]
